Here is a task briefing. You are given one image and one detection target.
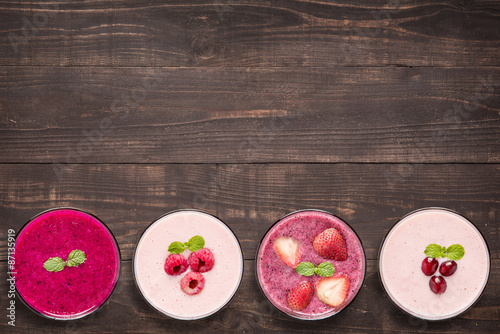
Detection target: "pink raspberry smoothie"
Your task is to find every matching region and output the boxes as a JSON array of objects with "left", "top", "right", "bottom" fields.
[
  {"left": 379, "top": 208, "right": 490, "bottom": 320},
  {"left": 13, "top": 208, "right": 121, "bottom": 320},
  {"left": 134, "top": 210, "right": 243, "bottom": 320},
  {"left": 256, "top": 210, "right": 366, "bottom": 320}
]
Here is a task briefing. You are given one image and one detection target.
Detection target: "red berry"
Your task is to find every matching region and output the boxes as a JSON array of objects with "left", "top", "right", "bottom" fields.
[
  {"left": 188, "top": 248, "right": 215, "bottom": 273},
  {"left": 273, "top": 237, "right": 301, "bottom": 268},
  {"left": 316, "top": 274, "right": 350, "bottom": 307},
  {"left": 180, "top": 271, "right": 205, "bottom": 295},
  {"left": 313, "top": 228, "right": 348, "bottom": 261},
  {"left": 439, "top": 260, "right": 458, "bottom": 276},
  {"left": 164, "top": 254, "right": 188, "bottom": 276},
  {"left": 421, "top": 257, "right": 439, "bottom": 276},
  {"left": 287, "top": 281, "right": 314, "bottom": 311},
  {"left": 429, "top": 275, "right": 447, "bottom": 294}
]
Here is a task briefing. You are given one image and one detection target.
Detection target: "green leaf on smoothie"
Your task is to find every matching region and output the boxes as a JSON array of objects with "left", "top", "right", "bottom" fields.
[
  {"left": 295, "top": 262, "right": 316, "bottom": 276},
  {"left": 44, "top": 257, "right": 66, "bottom": 272},
  {"left": 315, "top": 262, "right": 335, "bottom": 277},
  {"left": 424, "top": 243, "right": 465, "bottom": 260},
  {"left": 168, "top": 241, "right": 186, "bottom": 254},
  {"left": 296, "top": 261, "right": 335, "bottom": 277},
  {"left": 424, "top": 244, "right": 443, "bottom": 258},
  {"left": 66, "top": 250, "right": 86, "bottom": 267},
  {"left": 186, "top": 235, "right": 205, "bottom": 252},
  {"left": 445, "top": 244, "right": 465, "bottom": 260}
]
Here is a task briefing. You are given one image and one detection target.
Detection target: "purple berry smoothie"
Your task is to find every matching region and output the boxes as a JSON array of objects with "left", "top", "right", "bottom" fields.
[
  {"left": 256, "top": 210, "right": 366, "bottom": 320},
  {"left": 13, "top": 208, "right": 120, "bottom": 320}
]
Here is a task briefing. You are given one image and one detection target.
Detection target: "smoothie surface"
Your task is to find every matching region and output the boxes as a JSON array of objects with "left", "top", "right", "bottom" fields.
[
  {"left": 379, "top": 209, "right": 490, "bottom": 320},
  {"left": 14, "top": 209, "right": 120, "bottom": 319},
  {"left": 257, "top": 210, "right": 365, "bottom": 319},
  {"left": 134, "top": 210, "right": 243, "bottom": 320}
]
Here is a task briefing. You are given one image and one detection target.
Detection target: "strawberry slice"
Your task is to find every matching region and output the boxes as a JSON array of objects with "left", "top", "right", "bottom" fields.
[
  {"left": 316, "top": 274, "right": 350, "bottom": 307},
  {"left": 273, "top": 237, "right": 301, "bottom": 268},
  {"left": 313, "top": 228, "right": 348, "bottom": 261},
  {"left": 287, "top": 281, "right": 314, "bottom": 311}
]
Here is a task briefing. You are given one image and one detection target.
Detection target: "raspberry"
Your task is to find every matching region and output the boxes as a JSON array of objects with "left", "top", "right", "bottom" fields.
[
  {"left": 180, "top": 272, "right": 205, "bottom": 295},
  {"left": 188, "top": 248, "right": 215, "bottom": 273},
  {"left": 164, "top": 254, "right": 188, "bottom": 276}
]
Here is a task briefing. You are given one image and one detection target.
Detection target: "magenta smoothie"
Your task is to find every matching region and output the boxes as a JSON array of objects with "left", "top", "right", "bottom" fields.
[
  {"left": 13, "top": 208, "right": 120, "bottom": 320},
  {"left": 256, "top": 210, "right": 366, "bottom": 320},
  {"left": 379, "top": 208, "right": 490, "bottom": 320}
]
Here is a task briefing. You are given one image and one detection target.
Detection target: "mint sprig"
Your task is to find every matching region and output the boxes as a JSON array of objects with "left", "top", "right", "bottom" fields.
[
  {"left": 43, "top": 250, "right": 87, "bottom": 272},
  {"left": 424, "top": 243, "right": 465, "bottom": 260},
  {"left": 168, "top": 235, "right": 205, "bottom": 254},
  {"left": 296, "top": 261, "right": 335, "bottom": 277},
  {"left": 295, "top": 262, "right": 316, "bottom": 276},
  {"left": 43, "top": 257, "right": 65, "bottom": 272},
  {"left": 66, "top": 250, "right": 87, "bottom": 267}
]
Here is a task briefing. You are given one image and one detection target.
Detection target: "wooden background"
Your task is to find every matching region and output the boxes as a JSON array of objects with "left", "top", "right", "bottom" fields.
[{"left": 1, "top": 1, "right": 498, "bottom": 333}]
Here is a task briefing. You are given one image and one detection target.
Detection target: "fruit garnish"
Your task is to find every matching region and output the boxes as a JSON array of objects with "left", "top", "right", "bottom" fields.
[
  {"left": 439, "top": 260, "right": 457, "bottom": 277},
  {"left": 43, "top": 249, "right": 86, "bottom": 272},
  {"left": 429, "top": 275, "right": 447, "bottom": 294},
  {"left": 421, "top": 257, "right": 439, "bottom": 276},
  {"left": 313, "top": 228, "right": 348, "bottom": 261},
  {"left": 164, "top": 254, "right": 188, "bottom": 276},
  {"left": 168, "top": 235, "right": 205, "bottom": 254},
  {"left": 188, "top": 248, "right": 215, "bottom": 273},
  {"left": 424, "top": 243, "right": 464, "bottom": 261},
  {"left": 287, "top": 281, "right": 314, "bottom": 311},
  {"left": 273, "top": 237, "right": 301, "bottom": 268},
  {"left": 180, "top": 271, "right": 205, "bottom": 295},
  {"left": 295, "top": 261, "right": 335, "bottom": 277},
  {"left": 316, "top": 274, "right": 350, "bottom": 307}
]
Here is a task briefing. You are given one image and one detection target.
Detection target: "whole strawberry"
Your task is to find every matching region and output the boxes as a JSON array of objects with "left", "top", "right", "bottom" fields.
[
  {"left": 287, "top": 281, "right": 314, "bottom": 311},
  {"left": 313, "top": 228, "right": 348, "bottom": 261}
]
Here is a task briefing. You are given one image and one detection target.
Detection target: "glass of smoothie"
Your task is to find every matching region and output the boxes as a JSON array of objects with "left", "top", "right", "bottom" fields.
[
  {"left": 13, "top": 208, "right": 121, "bottom": 320},
  {"left": 378, "top": 207, "right": 491, "bottom": 320},
  {"left": 133, "top": 209, "right": 244, "bottom": 320},
  {"left": 256, "top": 209, "right": 366, "bottom": 320}
]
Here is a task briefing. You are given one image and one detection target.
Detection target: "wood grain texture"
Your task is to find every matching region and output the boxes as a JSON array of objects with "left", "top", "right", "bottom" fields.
[
  {"left": 0, "top": 0, "right": 499, "bottom": 67},
  {"left": 1, "top": 259, "right": 498, "bottom": 333},
  {"left": 1, "top": 66, "right": 499, "bottom": 163},
  {"left": 1, "top": 163, "right": 498, "bottom": 262}
]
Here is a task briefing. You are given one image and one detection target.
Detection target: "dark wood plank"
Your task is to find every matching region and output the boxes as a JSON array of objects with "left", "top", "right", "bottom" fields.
[
  {"left": 1, "top": 67, "right": 499, "bottom": 163},
  {"left": 1, "top": 163, "right": 498, "bottom": 262},
  {"left": 1, "top": 259, "right": 498, "bottom": 333},
  {"left": 1, "top": 0, "right": 499, "bottom": 67}
]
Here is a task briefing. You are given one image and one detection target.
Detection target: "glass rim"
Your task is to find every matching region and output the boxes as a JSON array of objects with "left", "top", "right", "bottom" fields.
[
  {"left": 377, "top": 207, "right": 492, "bottom": 321},
  {"left": 132, "top": 208, "right": 244, "bottom": 321},
  {"left": 255, "top": 208, "right": 367, "bottom": 321},
  {"left": 13, "top": 207, "right": 122, "bottom": 321}
]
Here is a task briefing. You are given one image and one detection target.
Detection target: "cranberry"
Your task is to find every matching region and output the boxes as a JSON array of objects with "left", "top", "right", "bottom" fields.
[
  {"left": 421, "top": 257, "right": 439, "bottom": 276},
  {"left": 429, "top": 275, "right": 447, "bottom": 294},
  {"left": 439, "top": 260, "right": 458, "bottom": 276}
]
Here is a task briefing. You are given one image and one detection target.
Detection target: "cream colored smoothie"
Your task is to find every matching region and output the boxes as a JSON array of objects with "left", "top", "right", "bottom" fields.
[
  {"left": 379, "top": 208, "right": 490, "bottom": 320},
  {"left": 134, "top": 210, "right": 243, "bottom": 320}
]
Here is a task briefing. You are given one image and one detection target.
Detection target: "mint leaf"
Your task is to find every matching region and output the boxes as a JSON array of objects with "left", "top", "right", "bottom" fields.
[
  {"left": 295, "top": 262, "right": 315, "bottom": 276},
  {"left": 44, "top": 257, "right": 65, "bottom": 272},
  {"left": 66, "top": 250, "right": 86, "bottom": 267},
  {"left": 424, "top": 244, "right": 443, "bottom": 258},
  {"left": 168, "top": 241, "right": 186, "bottom": 254},
  {"left": 446, "top": 244, "right": 465, "bottom": 260},
  {"left": 315, "top": 262, "right": 335, "bottom": 277},
  {"left": 186, "top": 235, "right": 205, "bottom": 252}
]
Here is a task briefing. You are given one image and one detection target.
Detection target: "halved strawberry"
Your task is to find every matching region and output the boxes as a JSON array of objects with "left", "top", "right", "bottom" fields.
[
  {"left": 287, "top": 281, "right": 314, "bottom": 311},
  {"left": 316, "top": 274, "right": 350, "bottom": 307},
  {"left": 273, "top": 237, "right": 301, "bottom": 268},
  {"left": 313, "top": 228, "right": 348, "bottom": 261}
]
